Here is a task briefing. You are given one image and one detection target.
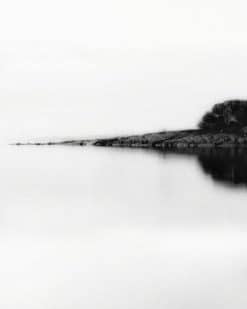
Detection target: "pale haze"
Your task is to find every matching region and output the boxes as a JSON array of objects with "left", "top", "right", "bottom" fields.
[
  {"left": 1, "top": 1, "right": 247, "bottom": 309},
  {"left": 1, "top": 0, "right": 247, "bottom": 141}
]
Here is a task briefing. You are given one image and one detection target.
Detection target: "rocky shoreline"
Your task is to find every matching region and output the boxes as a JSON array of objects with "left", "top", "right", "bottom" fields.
[
  {"left": 14, "top": 128, "right": 247, "bottom": 149},
  {"left": 14, "top": 100, "right": 247, "bottom": 149},
  {"left": 13, "top": 100, "right": 247, "bottom": 149},
  {"left": 92, "top": 128, "right": 247, "bottom": 149}
]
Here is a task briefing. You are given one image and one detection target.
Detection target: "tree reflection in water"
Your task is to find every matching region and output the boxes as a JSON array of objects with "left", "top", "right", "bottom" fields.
[{"left": 158, "top": 148, "right": 247, "bottom": 187}]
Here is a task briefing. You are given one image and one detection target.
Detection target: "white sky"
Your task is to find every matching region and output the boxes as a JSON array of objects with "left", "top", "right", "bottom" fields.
[
  {"left": 1, "top": 0, "right": 247, "bottom": 141},
  {"left": 1, "top": 3, "right": 247, "bottom": 307}
]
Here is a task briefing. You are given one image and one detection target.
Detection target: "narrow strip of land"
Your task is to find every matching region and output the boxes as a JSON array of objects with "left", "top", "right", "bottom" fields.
[{"left": 13, "top": 128, "right": 247, "bottom": 148}]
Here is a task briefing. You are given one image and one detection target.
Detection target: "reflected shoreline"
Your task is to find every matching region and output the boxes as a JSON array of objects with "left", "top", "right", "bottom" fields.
[
  {"left": 154, "top": 148, "right": 247, "bottom": 187},
  {"left": 13, "top": 141, "right": 247, "bottom": 187}
]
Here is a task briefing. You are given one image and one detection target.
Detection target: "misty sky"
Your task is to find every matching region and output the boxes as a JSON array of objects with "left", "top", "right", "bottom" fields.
[
  {"left": 1, "top": 0, "right": 247, "bottom": 142},
  {"left": 2, "top": 2, "right": 247, "bottom": 308}
]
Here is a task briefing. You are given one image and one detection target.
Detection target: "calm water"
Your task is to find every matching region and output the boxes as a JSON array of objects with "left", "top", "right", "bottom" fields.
[{"left": 1, "top": 145, "right": 247, "bottom": 308}]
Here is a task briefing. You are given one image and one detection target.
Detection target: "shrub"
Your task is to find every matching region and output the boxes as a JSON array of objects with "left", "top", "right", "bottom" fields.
[{"left": 199, "top": 100, "right": 247, "bottom": 130}]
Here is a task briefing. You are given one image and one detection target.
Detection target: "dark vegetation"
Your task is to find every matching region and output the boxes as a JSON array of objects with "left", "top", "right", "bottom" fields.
[{"left": 198, "top": 100, "right": 247, "bottom": 131}]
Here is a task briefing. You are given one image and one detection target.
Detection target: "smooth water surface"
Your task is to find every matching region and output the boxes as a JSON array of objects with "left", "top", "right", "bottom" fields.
[{"left": 1, "top": 145, "right": 247, "bottom": 308}]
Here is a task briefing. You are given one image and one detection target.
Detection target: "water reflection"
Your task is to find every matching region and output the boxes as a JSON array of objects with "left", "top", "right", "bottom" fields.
[{"left": 157, "top": 148, "right": 247, "bottom": 187}]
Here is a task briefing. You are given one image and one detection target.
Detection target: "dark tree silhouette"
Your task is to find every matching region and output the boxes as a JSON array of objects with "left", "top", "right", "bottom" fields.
[{"left": 199, "top": 100, "right": 247, "bottom": 130}]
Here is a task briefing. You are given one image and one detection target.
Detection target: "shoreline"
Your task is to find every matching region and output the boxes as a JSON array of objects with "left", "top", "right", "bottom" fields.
[
  {"left": 92, "top": 129, "right": 247, "bottom": 149},
  {"left": 13, "top": 128, "right": 247, "bottom": 149}
]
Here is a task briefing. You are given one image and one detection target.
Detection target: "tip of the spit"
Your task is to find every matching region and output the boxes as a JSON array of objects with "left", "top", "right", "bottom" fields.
[{"left": 9, "top": 142, "right": 56, "bottom": 146}]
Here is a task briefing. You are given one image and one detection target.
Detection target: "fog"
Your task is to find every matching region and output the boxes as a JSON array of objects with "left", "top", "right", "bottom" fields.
[
  {"left": 1, "top": 146, "right": 247, "bottom": 308},
  {"left": 1, "top": 0, "right": 247, "bottom": 142},
  {"left": 1, "top": 0, "right": 247, "bottom": 308}
]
